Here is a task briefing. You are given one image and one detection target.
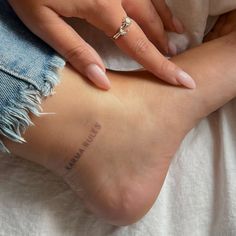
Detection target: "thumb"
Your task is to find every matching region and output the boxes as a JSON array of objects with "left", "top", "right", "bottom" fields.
[{"left": 24, "top": 7, "right": 111, "bottom": 90}]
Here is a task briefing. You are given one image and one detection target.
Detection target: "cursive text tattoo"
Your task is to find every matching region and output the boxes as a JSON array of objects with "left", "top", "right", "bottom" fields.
[{"left": 65, "top": 122, "right": 102, "bottom": 170}]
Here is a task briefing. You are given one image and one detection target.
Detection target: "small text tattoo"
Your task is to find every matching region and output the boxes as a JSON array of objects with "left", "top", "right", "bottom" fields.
[{"left": 65, "top": 122, "right": 102, "bottom": 171}]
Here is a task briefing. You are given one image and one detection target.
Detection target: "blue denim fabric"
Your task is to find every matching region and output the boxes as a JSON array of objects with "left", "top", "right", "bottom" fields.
[{"left": 0, "top": 0, "right": 65, "bottom": 153}]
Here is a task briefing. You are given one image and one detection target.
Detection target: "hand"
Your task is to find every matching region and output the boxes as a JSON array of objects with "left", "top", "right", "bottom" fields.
[
  {"left": 204, "top": 10, "right": 236, "bottom": 42},
  {"left": 9, "top": 0, "right": 196, "bottom": 89}
]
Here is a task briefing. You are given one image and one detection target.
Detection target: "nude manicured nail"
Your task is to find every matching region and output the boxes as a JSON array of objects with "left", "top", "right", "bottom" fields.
[
  {"left": 86, "top": 64, "right": 111, "bottom": 90},
  {"left": 177, "top": 70, "right": 196, "bottom": 89},
  {"left": 168, "top": 41, "right": 177, "bottom": 56},
  {"left": 172, "top": 16, "right": 185, "bottom": 34}
]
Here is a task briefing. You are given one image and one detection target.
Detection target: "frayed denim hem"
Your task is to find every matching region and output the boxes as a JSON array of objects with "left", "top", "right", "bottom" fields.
[{"left": 0, "top": 56, "right": 65, "bottom": 154}]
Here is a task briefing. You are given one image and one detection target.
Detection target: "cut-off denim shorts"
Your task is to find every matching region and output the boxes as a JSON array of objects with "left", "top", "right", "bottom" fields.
[{"left": 0, "top": 0, "right": 66, "bottom": 153}]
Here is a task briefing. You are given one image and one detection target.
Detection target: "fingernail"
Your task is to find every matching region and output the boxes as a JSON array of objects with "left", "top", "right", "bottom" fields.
[
  {"left": 172, "top": 16, "right": 185, "bottom": 34},
  {"left": 168, "top": 41, "right": 177, "bottom": 56},
  {"left": 177, "top": 70, "right": 196, "bottom": 89},
  {"left": 86, "top": 64, "right": 111, "bottom": 90}
]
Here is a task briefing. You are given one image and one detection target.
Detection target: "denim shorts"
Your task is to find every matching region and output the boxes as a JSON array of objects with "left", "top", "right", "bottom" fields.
[{"left": 0, "top": 0, "right": 65, "bottom": 153}]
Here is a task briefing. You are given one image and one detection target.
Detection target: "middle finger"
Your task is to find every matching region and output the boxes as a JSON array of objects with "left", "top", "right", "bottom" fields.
[{"left": 122, "top": 0, "right": 169, "bottom": 54}]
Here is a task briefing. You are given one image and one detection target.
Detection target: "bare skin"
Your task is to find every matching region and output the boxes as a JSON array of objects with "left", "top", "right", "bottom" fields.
[{"left": 2, "top": 27, "right": 236, "bottom": 225}]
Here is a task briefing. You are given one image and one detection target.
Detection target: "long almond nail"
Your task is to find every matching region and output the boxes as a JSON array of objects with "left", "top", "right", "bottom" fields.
[
  {"left": 172, "top": 16, "right": 185, "bottom": 34},
  {"left": 86, "top": 64, "right": 111, "bottom": 90},
  {"left": 177, "top": 70, "right": 196, "bottom": 89}
]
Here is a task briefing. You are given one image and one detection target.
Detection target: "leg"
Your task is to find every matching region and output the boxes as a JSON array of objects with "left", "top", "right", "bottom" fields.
[{"left": 3, "top": 31, "right": 236, "bottom": 225}]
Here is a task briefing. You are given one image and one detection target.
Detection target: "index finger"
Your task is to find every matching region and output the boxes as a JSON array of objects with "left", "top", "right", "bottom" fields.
[{"left": 112, "top": 19, "right": 196, "bottom": 88}]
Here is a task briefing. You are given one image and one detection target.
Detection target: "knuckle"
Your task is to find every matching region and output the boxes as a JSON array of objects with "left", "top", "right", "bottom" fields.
[
  {"left": 122, "top": 1, "right": 137, "bottom": 15},
  {"left": 64, "top": 45, "right": 91, "bottom": 62},
  {"left": 158, "top": 59, "right": 173, "bottom": 77},
  {"left": 93, "top": 0, "right": 110, "bottom": 11},
  {"left": 148, "top": 14, "right": 159, "bottom": 25},
  {"left": 77, "top": 1, "right": 94, "bottom": 17},
  {"left": 79, "top": 0, "right": 110, "bottom": 17},
  {"left": 133, "top": 37, "right": 150, "bottom": 57},
  {"left": 74, "top": 5, "right": 86, "bottom": 18}
]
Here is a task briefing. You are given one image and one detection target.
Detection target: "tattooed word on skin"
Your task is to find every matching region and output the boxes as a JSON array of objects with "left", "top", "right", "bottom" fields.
[{"left": 65, "top": 122, "right": 102, "bottom": 170}]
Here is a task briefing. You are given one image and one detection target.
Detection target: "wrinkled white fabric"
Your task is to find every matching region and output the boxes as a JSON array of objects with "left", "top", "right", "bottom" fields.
[{"left": 1, "top": 0, "right": 236, "bottom": 235}]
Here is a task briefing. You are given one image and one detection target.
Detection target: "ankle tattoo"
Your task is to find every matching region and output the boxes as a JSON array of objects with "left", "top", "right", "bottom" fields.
[{"left": 65, "top": 122, "right": 102, "bottom": 170}]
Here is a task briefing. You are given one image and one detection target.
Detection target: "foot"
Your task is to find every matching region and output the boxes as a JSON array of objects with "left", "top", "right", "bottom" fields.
[{"left": 4, "top": 31, "right": 236, "bottom": 225}]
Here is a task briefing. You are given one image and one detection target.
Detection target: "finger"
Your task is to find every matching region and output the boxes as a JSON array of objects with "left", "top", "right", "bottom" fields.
[
  {"left": 18, "top": 7, "right": 111, "bottom": 90},
  {"left": 123, "top": 0, "right": 169, "bottom": 54},
  {"left": 213, "top": 14, "right": 227, "bottom": 33},
  {"left": 12, "top": 7, "right": 110, "bottom": 89},
  {"left": 204, "top": 15, "right": 226, "bottom": 42},
  {"left": 84, "top": 2, "right": 195, "bottom": 88},
  {"left": 227, "top": 10, "right": 236, "bottom": 30},
  {"left": 116, "top": 20, "right": 196, "bottom": 88},
  {"left": 218, "top": 13, "right": 236, "bottom": 36},
  {"left": 151, "top": 0, "right": 185, "bottom": 34}
]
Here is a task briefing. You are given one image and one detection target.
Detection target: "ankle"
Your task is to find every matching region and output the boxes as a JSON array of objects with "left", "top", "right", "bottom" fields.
[{"left": 169, "top": 35, "right": 236, "bottom": 121}]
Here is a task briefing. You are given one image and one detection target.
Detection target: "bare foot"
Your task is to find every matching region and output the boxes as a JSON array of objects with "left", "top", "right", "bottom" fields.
[{"left": 3, "top": 31, "right": 236, "bottom": 225}]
